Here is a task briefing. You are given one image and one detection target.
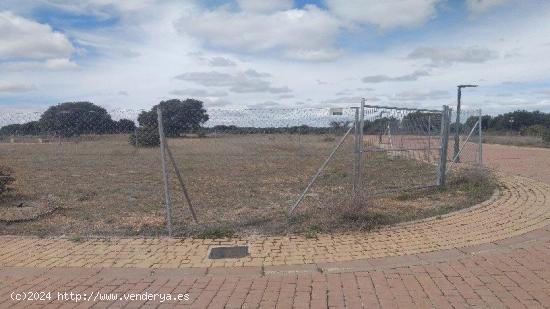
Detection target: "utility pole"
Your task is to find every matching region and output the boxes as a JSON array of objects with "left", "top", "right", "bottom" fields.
[{"left": 453, "top": 84, "right": 477, "bottom": 162}]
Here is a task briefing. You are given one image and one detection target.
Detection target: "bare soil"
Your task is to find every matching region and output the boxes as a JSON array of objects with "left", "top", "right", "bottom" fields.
[
  {"left": 0, "top": 134, "right": 494, "bottom": 237},
  {"left": 483, "top": 134, "right": 549, "bottom": 148}
]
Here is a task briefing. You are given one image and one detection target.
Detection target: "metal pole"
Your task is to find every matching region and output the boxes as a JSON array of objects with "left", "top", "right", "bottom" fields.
[
  {"left": 352, "top": 107, "right": 359, "bottom": 192},
  {"left": 289, "top": 125, "right": 353, "bottom": 215},
  {"left": 165, "top": 144, "right": 198, "bottom": 223},
  {"left": 357, "top": 98, "right": 365, "bottom": 193},
  {"left": 478, "top": 108, "right": 483, "bottom": 166},
  {"left": 157, "top": 107, "right": 173, "bottom": 236},
  {"left": 437, "top": 105, "right": 450, "bottom": 186},
  {"left": 427, "top": 115, "right": 431, "bottom": 162},
  {"left": 134, "top": 126, "right": 139, "bottom": 148},
  {"left": 453, "top": 87, "right": 461, "bottom": 162}
]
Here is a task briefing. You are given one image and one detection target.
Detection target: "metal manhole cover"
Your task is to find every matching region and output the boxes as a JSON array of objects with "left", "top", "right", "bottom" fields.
[{"left": 208, "top": 246, "right": 249, "bottom": 259}]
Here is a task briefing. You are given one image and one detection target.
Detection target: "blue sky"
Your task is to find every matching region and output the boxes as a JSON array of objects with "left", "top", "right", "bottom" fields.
[{"left": 1, "top": 0, "right": 549, "bottom": 115}]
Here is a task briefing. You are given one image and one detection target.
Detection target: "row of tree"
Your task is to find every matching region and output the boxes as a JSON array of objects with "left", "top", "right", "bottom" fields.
[
  {"left": 0, "top": 99, "right": 210, "bottom": 139},
  {"left": 0, "top": 102, "right": 136, "bottom": 137},
  {"left": 2, "top": 101, "right": 550, "bottom": 141},
  {"left": 362, "top": 110, "right": 550, "bottom": 137}
]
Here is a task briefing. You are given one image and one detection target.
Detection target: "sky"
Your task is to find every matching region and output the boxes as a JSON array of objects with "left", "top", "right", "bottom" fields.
[{"left": 0, "top": 0, "right": 549, "bottom": 115}]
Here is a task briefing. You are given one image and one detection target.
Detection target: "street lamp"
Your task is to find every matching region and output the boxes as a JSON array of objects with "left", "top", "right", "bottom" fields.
[{"left": 453, "top": 84, "right": 478, "bottom": 162}]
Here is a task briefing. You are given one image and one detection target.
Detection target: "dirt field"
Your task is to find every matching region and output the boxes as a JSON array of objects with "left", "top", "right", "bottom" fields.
[
  {"left": 483, "top": 142, "right": 550, "bottom": 184},
  {"left": 0, "top": 134, "right": 492, "bottom": 237},
  {"left": 483, "top": 134, "right": 549, "bottom": 148}
]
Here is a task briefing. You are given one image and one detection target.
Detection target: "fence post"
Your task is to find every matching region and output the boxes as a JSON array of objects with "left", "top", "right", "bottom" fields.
[
  {"left": 478, "top": 108, "right": 483, "bottom": 166},
  {"left": 352, "top": 107, "right": 359, "bottom": 192},
  {"left": 134, "top": 126, "right": 139, "bottom": 148},
  {"left": 427, "top": 115, "right": 431, "bottom": 162},
  {"left": 357, "top": 98, "right": 365, "bottom": 194},
  {"left": 454, "top": 90, "right": 461, "bottom": 162},
  {"left": 157, "top": 106, "right": 173, "bottom": 236},
  {"left": 437, "top": 105, "right": 450, "bottom": 186}
]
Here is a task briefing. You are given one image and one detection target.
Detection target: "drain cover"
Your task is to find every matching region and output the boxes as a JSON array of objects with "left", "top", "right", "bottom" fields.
[{"left": 209, "top": 246, "right": 249, "bottom": 259}]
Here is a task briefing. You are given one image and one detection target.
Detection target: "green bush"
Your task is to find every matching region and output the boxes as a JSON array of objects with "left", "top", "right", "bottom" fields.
[
  {"left": 0, "top": 166, "right": 15, "bottom": 195},
  {"left": 129, "top": 126, "right": 160, "bottom": 147}
]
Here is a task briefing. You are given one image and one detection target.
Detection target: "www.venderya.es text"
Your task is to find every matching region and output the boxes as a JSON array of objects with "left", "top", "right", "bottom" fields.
[{"left": 11, "top": 291, "right": 190, "bottom": 303}]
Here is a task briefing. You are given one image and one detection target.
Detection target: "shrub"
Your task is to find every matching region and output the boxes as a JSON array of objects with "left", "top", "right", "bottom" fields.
[
  {"left": 0, "top": 166, "right": 15, "bottom": 195},
  {"left": 129, "top": 126, "right": 160, "bottom": 147},
  {"left": 447, "top": 167, "right": 496, "bottom": 202}
]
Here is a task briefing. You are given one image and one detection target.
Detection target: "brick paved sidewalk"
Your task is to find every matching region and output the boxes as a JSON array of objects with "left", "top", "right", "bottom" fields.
[{"left": 1, "top": 225, "right": 549, "bottom": 308}]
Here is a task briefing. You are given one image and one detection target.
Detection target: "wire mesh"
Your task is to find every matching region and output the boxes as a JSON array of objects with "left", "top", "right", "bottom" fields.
[
  {"left": 0, "top": 108, "right": 164, "bottom": 236},
  {"left": 361, "top": 106, "right": 444, "bottom": 195},
  {"left": 0, "top": 104, "right": 482, "bottom": 236},
  {"left": 0, "top": 106, "right": 358, "bottom": 236},
  {"left": 167, "top": 107, "right": 357, "bottom": 235},
  {"left": 448, "top": 108, "right": 482, "bottom": 167}
]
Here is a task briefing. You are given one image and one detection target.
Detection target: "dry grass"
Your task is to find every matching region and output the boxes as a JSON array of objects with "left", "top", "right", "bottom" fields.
[
  {"left": 0, "top": 134, "right": 495, "bottom": 237},
  {"left": 483, "top": 134, "right": 550, "bottom": 148}
]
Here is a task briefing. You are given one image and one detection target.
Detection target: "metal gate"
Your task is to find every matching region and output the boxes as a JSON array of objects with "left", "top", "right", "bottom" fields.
[{"left": 352, "top": 102, "right": 451, "bottom": 196}]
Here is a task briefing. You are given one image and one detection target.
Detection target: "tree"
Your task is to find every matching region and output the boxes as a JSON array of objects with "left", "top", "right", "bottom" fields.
[
  {"left": 0, "top": 121, "right": 41, "bottom": 136},
  {"left": 129, "top": 125, "right": 160, "bottom": 147},
  {"left": 39, "top": 102, "right": 116, "bottom": 137},
  {"left": 0, "top": 124, "right": 23, "bottom": 136},
  {"left": 115, "top": 119, "right": 136, "bottom": 133},
  {"left": 138, "top": 99, "right": 209, "bottom": 137}
]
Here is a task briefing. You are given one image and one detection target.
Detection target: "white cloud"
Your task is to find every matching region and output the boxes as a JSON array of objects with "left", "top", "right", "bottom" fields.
[
  {"left": 0, "top": 11, "right": 74, "bottom": 60},
  {"left": 408, "top": 46, "right": 498, "bottom": 65},
  {"left": 322, "top": 96, "right": 380, "bottom": 104},
  {"left": 208, "top": 57, "right": 236, "bottom": 67},
  {"left": 0, "top": 80, "right": 35, "bottom": 93},
  {"left": 0, "top": 0, "right": 548, "bottom": 115},
  {"left": 170, "top": 88, "right": 228, "bottom": 97},
  {"left": 283, "top": 49, "right": 342, "bottom": 62},
  {"left": 466, "top": 0, "right": 509, "bottom": 14},
  {"left": 362, "top": 70, "right": 430, "bottom": 83},
  {"left": 43, "top": 58, "right": 78, "bottom": 69},
  {"left": 1, "top": 58, "right": 78, "bottom": 71},
  {"left": 176, "top": 5, "right": 342, "bottom": 61},
  {"left": 393, "top": 90, "right": 451, "bottom": 101},
  {"left": 236, "top": 0, "right": 293, "bottom": 13},
  {"left": 325, "top": 0, "right": 439, "bottom": 29},
  {"left": 174, "top": 71, "right": 292, "bottom": 94}
]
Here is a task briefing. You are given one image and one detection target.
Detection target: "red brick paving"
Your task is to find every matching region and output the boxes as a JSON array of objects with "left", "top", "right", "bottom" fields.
[{"left": 1, "top": 225, "right": 549, "bottom": 308}]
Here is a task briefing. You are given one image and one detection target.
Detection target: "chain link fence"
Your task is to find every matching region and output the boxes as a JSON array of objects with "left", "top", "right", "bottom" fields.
[
  {"left": 0, "top": 108, "right": 165, "bottom": 236},
  {"left": 0, "top": 102, "right": 484, "bottom": 236},
  {"left": 448, "top": 108, "right": 483, "bottom": 167},
  {"left": 358, "top": 105, "right": 446, "bottom": 195}
]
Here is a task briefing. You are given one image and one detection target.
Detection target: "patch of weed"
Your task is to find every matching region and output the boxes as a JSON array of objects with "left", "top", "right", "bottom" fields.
[
  {"left": 69, "top": 234, "right": 83, "bottom": 242},
  {"left": 197, "top": 227, "right": 234, "bottom": 239},
  {"left": 304, "top": 224, "right": 322, "bottom": 239}
]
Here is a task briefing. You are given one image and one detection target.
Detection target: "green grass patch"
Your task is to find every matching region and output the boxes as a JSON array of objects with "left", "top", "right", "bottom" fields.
[{"left": 197, "top": 226, "right": 234, "bottom": 239}]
